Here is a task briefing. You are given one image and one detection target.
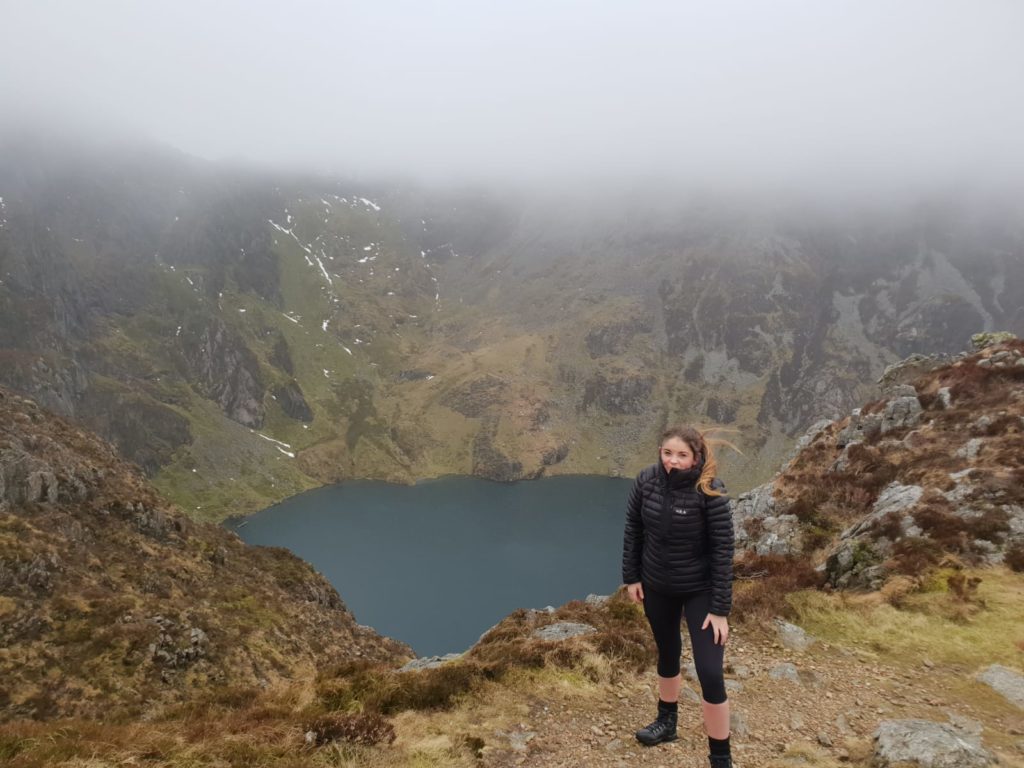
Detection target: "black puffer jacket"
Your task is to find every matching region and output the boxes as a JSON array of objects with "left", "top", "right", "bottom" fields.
[{"left": 621, "top": 459, "right": 735, "bottom": 616}]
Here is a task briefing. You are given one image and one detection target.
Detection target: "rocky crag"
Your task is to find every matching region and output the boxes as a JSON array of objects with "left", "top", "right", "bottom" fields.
[
  {"left": 0, "top": 385, "right": 409, "bottom": 721},
  {"left": 733, "top": 333, "right": 1024, "bottom": 589},
  {"left": 2, "top": 136, "right": 1023, "bottom": 520}
]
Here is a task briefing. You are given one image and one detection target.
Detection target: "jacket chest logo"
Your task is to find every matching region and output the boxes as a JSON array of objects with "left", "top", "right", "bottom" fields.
[{"left": 674, "top": 507, "right": 687, "bottom": 516}]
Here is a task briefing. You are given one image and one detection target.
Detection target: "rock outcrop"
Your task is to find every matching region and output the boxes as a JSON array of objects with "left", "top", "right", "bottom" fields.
[
  {"left": 177, "top": 316, "right": 266, "bottom": 428},
  {"left": 735, "top": 339, "right": 1024, "bottom": 591},
  {"left": 0, "top": 386, "right": 409, "bottom": 720}
]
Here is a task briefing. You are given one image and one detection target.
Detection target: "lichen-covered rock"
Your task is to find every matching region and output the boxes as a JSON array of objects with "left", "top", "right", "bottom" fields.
[
  {"left": 976, "top": 664, "right": 1024, "bottom": 709},
  {"left": 880, "top": 394, "right": 923, "bottom": 435},
  {"left": 837, "top": 408, "right": 883, "bottom": 447},
  {"left": 787, "top": 418, "right": 833, "bottom": 462},
  {"left": 531, "top": 622, "right": 597, "bottom": 641},
  {"left": 733, "top": 483, "right": 802, "bottom": 555},
  {"left": 775, "top": 619, "right": 815, "bottom": 652},
  {"left": 878, "top": 353, "right": 956, "bottom": 390},
  {"left": 399, "top": 653, "right": 462, "bottom": 672},
  {"left": 938, "top": 387, "right": 953, "bottom": 409},
  {"left": 842, "top": 482, "right": 924, "bottom": 539},
  {"left": 956, "top": 438, "right": 984, "bottom": 462},
  {"left": 768, "top": 663, "right": 801, "bottom": 682},
  {"left": 971, "top": 331, "right": 1017, "bottom": 351},
  {"left": 824, "top": 539, "right": 887, "bottom": 589},
  {"left": 873, "top": 719, "right": 993, "bottom": 767}
]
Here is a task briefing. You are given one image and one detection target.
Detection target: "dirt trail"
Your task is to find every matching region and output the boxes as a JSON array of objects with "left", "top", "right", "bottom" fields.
[{"left": 473, "top": 632, "right": 1024, "bottom": 768}]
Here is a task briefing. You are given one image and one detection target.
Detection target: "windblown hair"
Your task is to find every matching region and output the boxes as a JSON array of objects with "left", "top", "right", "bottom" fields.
[{"left": 659, "top": 425, "right": 740, "bottom": 497}]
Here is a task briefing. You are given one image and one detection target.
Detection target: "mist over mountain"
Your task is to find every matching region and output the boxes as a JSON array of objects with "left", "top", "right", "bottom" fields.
[
  {"left": 3, "top": 4, "right": 1024, "bottom": 762},
  {"left": 3, "top": 1, "right": 1023, "bottom": 189},
  {"left": 1, "top": 132, "right": 1021, "bottom": 519}
]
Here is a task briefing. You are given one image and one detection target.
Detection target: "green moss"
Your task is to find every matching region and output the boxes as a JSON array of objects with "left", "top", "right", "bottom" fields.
[{"left": 851, "top": 540, "right": 880, "bottom": 568}]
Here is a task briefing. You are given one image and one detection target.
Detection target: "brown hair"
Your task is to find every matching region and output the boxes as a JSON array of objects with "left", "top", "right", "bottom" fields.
[{"left": 659, "top": 425, "right": 740, "bottom": 497}]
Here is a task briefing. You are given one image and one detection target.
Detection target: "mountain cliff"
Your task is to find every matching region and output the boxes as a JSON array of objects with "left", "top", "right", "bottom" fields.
[
  {"left": 732, "top": 334, "right": 1024, "bottom": 589},
  {"left": 2, "top": 135, "right": 1023, "bottom": 520}
]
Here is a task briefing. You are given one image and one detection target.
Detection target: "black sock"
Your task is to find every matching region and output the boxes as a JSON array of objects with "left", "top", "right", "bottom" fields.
[
  {"left": 709, "top": 735, "right": 730, "bottom": 756},
  {"left": 657, "top": 699, "right": 678, "bottom": 715}
]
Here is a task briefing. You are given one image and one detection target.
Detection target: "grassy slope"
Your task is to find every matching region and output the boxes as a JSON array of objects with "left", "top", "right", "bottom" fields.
[
  {"left": 109, "top": 191, "right": 809, "bottom": 522},
  {"left": 3, "top": 569, "right": 1022, "bottom": 766}
]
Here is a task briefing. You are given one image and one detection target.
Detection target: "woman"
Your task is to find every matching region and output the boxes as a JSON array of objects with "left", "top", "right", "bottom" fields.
[{"left": 622, "top": 425, "right": 736, "bottom": 768}]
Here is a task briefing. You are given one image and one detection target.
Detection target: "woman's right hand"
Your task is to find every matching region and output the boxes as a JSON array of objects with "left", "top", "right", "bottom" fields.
[{"left": 626, "top": 582, "right": 644, "bottom": 603}]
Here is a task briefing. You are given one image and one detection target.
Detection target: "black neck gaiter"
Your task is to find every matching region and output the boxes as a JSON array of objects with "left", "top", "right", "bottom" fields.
[{"left": 657, "top": 458, "right": 704, "bottom": 541}]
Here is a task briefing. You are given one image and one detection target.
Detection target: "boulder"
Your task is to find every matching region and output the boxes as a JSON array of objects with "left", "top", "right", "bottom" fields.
[
  {"left": 880, "top": 395, "right": 923, "bottom": 435},
  {"left": 842, "top": 482, "right": 924, "bottom": 539},
  {"left": 733, "top": 483, "right": 802, "bottom": 555},
  {"left": 769, "top": 663, "right": 801, "bottom": 683},
  {"left": 399, "top": 653, "right": 462, "bottom": 672},
  {"left": 531, "top": 622, "right": 597, "bottom": 641},
  {"left": 775, "top": 619, "right": 815, "bottom": 652},
  {"left": 970, "top": 331, "right": 1017, "bottom": 351},
  {"left": 976, "top": 664, "right": 1024, "bottom": 709},
  {"left": 873, "top": 719, "right": 993, "bottom": 767}
]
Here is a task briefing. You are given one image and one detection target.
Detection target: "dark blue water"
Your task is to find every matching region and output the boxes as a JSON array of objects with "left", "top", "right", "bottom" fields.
[{"left": 230, "top": 475, "right": 632, "bottom": 656}]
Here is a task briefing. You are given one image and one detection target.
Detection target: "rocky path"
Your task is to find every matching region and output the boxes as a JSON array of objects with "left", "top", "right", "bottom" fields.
[{"left": 476, "top": 630, "right": 1024, "bottom": 768}]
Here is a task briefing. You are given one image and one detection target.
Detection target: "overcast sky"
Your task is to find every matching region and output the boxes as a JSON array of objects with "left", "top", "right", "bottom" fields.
[{"left": 2, "top": 0, "right": 1022, "bottom": 192}]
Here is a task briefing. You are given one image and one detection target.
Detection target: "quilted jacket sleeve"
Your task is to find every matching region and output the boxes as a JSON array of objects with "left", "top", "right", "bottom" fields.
[
  {"left": 621, "top": 474, "right": 644, "bottom": 584},
  {"left": 706, "top": 478, "right": 735, "bottom": 616}
]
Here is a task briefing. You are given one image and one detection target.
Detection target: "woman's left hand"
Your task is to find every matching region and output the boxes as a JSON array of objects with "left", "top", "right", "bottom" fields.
[{"left": 702, "top": 613, "right": 729, "bottom": 646}]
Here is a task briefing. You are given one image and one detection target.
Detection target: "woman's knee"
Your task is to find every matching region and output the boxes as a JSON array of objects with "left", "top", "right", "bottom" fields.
[
  {"left": 653, "top": 635, "right": 682, "bottom": 678},
  {"left": 695, "top": 663, "right": 726, "bottom": 704},
  {"left": 656, "top": 656, "right": 682, "bottom": 678}
]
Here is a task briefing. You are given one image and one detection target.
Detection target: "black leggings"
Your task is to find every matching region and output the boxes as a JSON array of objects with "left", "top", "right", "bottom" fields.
[{"left": 642, "top": 586, "right": 727, "bottom": 705}]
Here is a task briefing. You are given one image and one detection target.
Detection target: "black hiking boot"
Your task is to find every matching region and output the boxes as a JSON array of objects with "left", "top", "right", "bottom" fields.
[
  {"left": 634, "top": 709, "right": 677, "bottom": 746},
  {"left": 708, "top": 754, "right": 733, "bottom": 768}
]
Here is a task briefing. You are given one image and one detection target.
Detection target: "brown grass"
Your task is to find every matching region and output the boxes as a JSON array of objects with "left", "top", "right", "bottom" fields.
[
  {"left": 889, "top": 537, "right": 944, "bottom": 575},
  {"left": 1005, "top": 542, "right": 1024, "bottom": 572},
  {"left": 303, "top": 712, "right": 396, "bottom": 746},
  {"left": 309, "top": 591, "right": 654, "bottom": 718},
  {"left": 732, "top": 553, "right": 823, "bottom": 623}
]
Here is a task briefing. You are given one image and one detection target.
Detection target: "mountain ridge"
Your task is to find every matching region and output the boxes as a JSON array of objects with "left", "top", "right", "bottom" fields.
[{"left": 2, "top": 137, "right": 1023, "bottom": 520}]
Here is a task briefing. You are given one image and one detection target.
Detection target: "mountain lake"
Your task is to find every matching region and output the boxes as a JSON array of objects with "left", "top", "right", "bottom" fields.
[{"left": 229, "top": 474, "right": 634, "bottom": 657}]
